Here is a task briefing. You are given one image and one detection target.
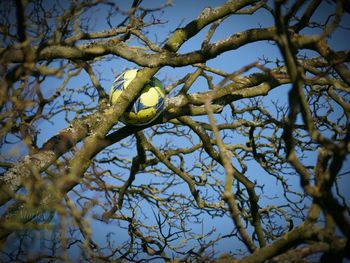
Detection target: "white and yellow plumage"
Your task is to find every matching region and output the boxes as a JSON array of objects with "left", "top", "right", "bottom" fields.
[{"left": 109, "top": 69, "right": 165, "bottom": 125}]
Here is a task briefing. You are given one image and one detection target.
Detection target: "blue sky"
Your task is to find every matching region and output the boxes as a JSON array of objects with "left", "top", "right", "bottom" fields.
[{"left": 1, "top": 0, "right": 350, "bottom": 261}]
